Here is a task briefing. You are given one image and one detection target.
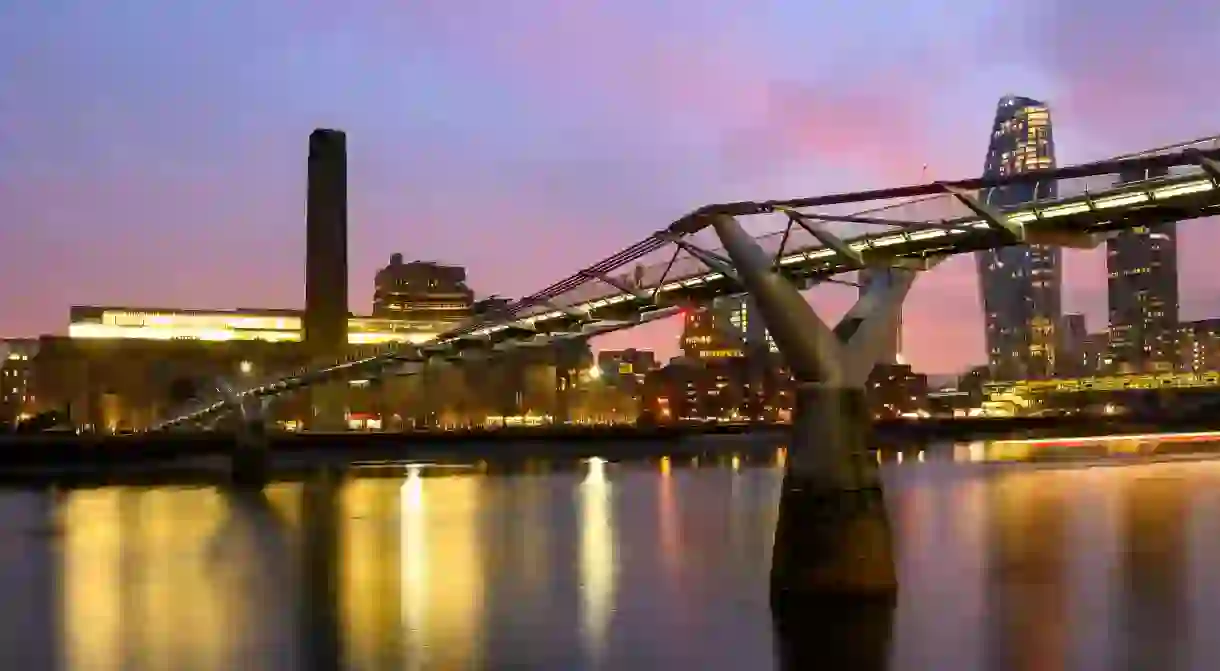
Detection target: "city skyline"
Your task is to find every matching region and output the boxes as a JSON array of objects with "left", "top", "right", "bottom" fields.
[{"left": 2, "top": 0, "right": 1219, "bottom": 373}]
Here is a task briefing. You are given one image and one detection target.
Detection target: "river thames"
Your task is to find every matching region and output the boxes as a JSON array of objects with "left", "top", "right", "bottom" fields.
[{"left": 3, "top": 436, "right": 1220, "bottom": 669}]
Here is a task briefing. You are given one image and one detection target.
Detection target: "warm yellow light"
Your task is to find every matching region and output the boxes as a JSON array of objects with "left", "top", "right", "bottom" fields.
[
  {"left": 239, "top": 360, "right": 253, "bottom": 375},
  {"left": 346, "top": 332, "right": 434, "bottom": 345},
  {"left": 69, "top": 323, "right": 301, "bottom": 342}
]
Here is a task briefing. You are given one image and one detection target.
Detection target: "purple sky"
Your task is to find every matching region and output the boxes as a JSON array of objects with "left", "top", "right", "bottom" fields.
[{"left": 1, "top": 0, "right": 1217, "bottom": 373}]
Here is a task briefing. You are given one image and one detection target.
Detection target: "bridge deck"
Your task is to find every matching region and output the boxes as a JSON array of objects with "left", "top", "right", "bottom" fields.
[{"left": 156, "top": 137, "right": 1220, "bottom": 429}]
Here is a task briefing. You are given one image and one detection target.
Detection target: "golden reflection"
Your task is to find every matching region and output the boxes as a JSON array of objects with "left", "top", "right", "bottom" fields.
[
  {"left": 263, "top": 482, "right": 302, "bottom": 531},
  {"left": 984, "top": 471, "right": 1068, "bottom": 670},
  {"left": 579, "top": 457, "right": 617, "bottom": 657},
  {"left": 776, "top": 447, "right": 787, "bottom": 468},
  {"left": 965, "top": 431, "right": 1220, "bottom": 463},
  {"left": 400, "top": 466, "right": 426, "bottom": 665},
  {"left": 1119, "top": 469, "right": 1191, "bottom": 668},
  {"left": 62, "top": 487, "right": 240, "bottom": 671},
  {"left": 397, "top": 468, "right": 486, "bottom": 670},
  {"left": 62, "top": 490, "right": 123, "bottom": 670},
  {"left": 341, "top": 477, "right": 405, "bottom": 669},
  {"left": 658, "top": 458, "right": 681, "bottom": 578},
  {"left": 731, "top": 454, "right": 741, "bottom": 472}
]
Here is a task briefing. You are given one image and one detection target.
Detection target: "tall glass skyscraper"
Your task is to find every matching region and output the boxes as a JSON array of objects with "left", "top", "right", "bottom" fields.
[{"left": 976, "top": 96, "right": 1060, "bottom": 380}]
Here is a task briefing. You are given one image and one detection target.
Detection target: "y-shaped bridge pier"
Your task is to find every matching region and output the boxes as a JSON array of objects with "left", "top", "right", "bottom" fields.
[{"left": 696, "top": 213, "right": 941, "bottom": 607}]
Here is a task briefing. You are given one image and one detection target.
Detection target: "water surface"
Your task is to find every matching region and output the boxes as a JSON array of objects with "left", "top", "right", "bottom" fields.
[{"left": 2, "top": 443, "right": 1220, "bottom": 669}]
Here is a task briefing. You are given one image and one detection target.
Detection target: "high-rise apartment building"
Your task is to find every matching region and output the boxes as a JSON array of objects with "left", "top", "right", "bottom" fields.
[
  {"left": 976, "top": 96, "right": 1060, "bottom": 380},
  {"left": 1107, "top": 166, "right": 1179, "bottom": 373},
  {"left": 372, "top": 254, "right": 475, "bottom": 324},
  {"left": 304, "top": 129, "right": 349, "bottom": 355}
]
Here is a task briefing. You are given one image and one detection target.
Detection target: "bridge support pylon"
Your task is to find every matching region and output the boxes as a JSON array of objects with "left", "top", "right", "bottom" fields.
[
  {"left": 706, "top": 214, "right": 939, "bottom": 611},
  {"left": 218, "top": 381, "right": 271, "bottom": 488}
]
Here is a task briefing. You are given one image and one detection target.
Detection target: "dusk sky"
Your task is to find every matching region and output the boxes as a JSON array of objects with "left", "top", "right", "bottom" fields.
[{"left": 2, "top": 0, "right": 1217, "bottom": 373}]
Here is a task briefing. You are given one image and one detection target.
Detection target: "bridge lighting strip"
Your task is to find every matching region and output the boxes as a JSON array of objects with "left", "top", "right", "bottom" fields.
[
  {"left": 454, "top": 175, "right": 1216, "bottom": 340},
  {"left": 153, "top": 175, "right": 1216, "bottom": 429}
]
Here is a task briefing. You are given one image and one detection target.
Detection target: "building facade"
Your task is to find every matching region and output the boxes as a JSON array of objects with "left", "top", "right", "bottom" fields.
[
  {"left": 1179, "top": 319, "right": 1220, "bottom": 373},
  {"left": 0, "top": 339, "right": 38, "bottom": 427},
  {"left": 680, "top": 295, "right": 777, "bottom": 361},
  {"left": 976, "top": 95, "right": 1060, "bottom": 380},
  {"left": 1107, "top": 165, "right": 1179, "bottom": 374},
  {"left": 679, "top": 302, "right": 743, "bottom": 360},
  {"left": 372, "top": 255, "right": 475, "bottom": 324}
]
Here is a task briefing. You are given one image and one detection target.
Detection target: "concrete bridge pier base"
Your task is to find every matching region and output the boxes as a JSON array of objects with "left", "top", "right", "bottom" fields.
[
  {"left": 770, "top": 384, "right": 896, "bottom": 669},
  {"left": 771, "top": 385, "right": 896, "bottom": 670},
  {"left": 774, "top": 383, "right": 894, "bottom": 602}
]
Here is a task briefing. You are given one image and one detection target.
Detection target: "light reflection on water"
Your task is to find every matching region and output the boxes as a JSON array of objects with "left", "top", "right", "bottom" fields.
[{"left": 4, "top": 439, "right": 1220, "bottom": 668}]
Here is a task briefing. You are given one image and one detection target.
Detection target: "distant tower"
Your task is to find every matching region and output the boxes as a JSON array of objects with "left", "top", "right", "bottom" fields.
[
  {"left": 976, "top": 96, "right": 1059, "bottom": 380},
  {"left": 304, "top": 129, "right": 349, "bottom": 355}
]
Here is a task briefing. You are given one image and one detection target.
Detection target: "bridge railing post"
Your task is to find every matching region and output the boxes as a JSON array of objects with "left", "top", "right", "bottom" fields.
[{"left": 704, "top": 214, "right": 940, "bottom": 611}]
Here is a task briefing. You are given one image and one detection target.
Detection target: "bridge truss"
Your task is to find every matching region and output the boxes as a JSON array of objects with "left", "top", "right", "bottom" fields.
[{"left": 152, "top": 136, "right": 1220, "bottom": 430}]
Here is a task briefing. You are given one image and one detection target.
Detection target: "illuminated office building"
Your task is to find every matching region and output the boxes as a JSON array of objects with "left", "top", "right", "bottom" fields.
[
  {"left": 1107, "top": 165, "right": 1179, "bottom": 373},
  {"left": 976, "top": 95, "right": 1060, "bottom": 380},
  {"left": 680, "top": 302, "right": 743, "bottom": 360},
  {"left": 679, "top": 295, "right": 776, "bottom": 362},
  {"left": 372, "top": 255, "right": 475, "bottom": 323}
]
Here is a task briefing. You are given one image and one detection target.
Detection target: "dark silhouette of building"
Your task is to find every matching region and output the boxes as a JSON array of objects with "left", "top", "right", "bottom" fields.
[
  {"left": 866, "top": 364, "right": 928, "bottom": 419},
  {"left": 1081, "top": 332, "right": 1111, "bottom": 376},
  {"left": 1059, "top": 313, "right": 1089, "bottom": 376},
  {"left": 976, "top": 95, "right": 1060, "bottom": 380},
  {"left": 372, "top": 255, "right": 474, "bottom": 323},
  {"left": 1108, "top": 165, "right": 1178, "bottom": 373},
  {"left": 597, "top": 349, "right": 657, "bottom": 377},
  {"left": 305, "top": 129, "right": 349, "bottom": 355},
  {"left": 472, "top": 296, "right": 512, "bottom": 318}
]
